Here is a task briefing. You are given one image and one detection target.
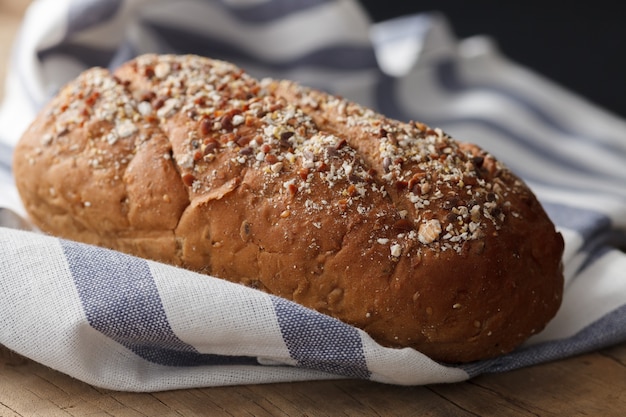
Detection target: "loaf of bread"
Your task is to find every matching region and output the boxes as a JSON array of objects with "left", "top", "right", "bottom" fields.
[{"left": 12, "top": 54, "right": 564, "bottom": 363}]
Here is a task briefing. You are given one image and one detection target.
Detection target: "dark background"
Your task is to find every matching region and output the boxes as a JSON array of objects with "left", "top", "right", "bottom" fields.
[{"left": 359, "top": 1, "right": 626, "bottom": 120}]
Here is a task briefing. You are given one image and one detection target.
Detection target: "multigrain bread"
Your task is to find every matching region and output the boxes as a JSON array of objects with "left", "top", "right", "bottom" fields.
[{"left": 12, "top": 54, "right": 564, "bottom": 363}]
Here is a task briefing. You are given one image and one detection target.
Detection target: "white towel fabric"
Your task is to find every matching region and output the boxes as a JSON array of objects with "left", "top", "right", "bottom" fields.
[{"left": 0, "top": 0, "right": 624, "bottom": 391}]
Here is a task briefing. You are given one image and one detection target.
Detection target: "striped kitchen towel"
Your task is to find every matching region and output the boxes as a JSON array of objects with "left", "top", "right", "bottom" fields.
[{"left": 0, "top": 0, "right": 625, "bottom": 391}]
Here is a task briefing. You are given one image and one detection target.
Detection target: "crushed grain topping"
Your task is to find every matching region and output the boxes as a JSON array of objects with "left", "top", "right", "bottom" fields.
[
  {"left": 271, "top": 80, "right": 523, "bottom": 254},
  {"left": 38, "top": 54, "right": 521, "bottom": 258}
]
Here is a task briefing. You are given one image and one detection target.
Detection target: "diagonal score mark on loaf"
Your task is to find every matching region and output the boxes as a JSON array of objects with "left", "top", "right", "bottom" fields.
[
  {"left": 111, "top": 54, "right": 408, "bottom": 295},
  {"left": 24, "top": 53, "right": 563, "bottom": 362},
  {"left": 14, "top": 64, "right": 190, "bottom": 265}
]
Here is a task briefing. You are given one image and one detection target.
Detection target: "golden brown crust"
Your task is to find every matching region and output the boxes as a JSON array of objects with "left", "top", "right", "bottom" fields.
[{"left": 13, "top": 54, "right": 564, "bottom": 363}]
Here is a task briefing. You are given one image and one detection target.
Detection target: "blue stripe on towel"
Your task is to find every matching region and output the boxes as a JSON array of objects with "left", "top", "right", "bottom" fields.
[
  {"left": 36, "top": 22, "right": 378, "bottom": 82},
  {"left": 217, "top": 0, "right": 335, "bottom": 24},
  {"left": 67, "top": 0, "right": 123, "bottom": 36},
  {"left": 62, "top": 240, "right": 257, "bottom": 367},
  {"left": 143, "top": 21, "right": 379, "bottom": 72},
  {"left": 436, "top": 58, "right": 625, "bottom": 156},
  {"left": 433, "top": 58, "right": 625, "bottom": 181},
  {"left": 272, "top": 296, "right": 371, "bottom": 379},
  {"left": 38, "top": 44, "right": 117, "bottom": 70}
]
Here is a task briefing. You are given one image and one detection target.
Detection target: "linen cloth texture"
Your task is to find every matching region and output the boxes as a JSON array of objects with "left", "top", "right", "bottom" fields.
[{"left": 1, "top": 0, "right": 625, "bottom": 391}]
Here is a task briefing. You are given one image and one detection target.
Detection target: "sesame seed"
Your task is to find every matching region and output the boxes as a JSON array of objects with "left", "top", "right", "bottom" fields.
[
  {"left": 390, "top": 243, "right": 402, "bottom": 257},
  {"left": 138, "top": 101, "right": 153, "bottom": 115},
  {"left": 232, "top": 114, "right": 245, "bottom": 126},
  {"left": 116, "top": 119, "right": 137, "bottom": 138},
  {"left": 418, "top": 219, "right": 442, "bottom": 244}
]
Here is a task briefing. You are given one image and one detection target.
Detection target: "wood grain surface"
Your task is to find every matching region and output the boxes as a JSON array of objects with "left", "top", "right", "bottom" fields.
[
  {"left": 1, "top": 2, "right": 625, "bottom": 416},
  {"left": 0, "top": 0, "right": 28, "bottom": 100},
  {"left": 1, "top": 343, "right": 625, "bottom": 416}
]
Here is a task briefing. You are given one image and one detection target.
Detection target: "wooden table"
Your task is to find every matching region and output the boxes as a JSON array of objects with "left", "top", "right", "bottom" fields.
[
  {"left": 1, "top": 344, "right": 625, "bottom": 416},
  {"left": 1, "top": 2, "right": 625, "bottom": 415},
  {"left": 0, "top": 0, "right": 26, "bottom": 96}
]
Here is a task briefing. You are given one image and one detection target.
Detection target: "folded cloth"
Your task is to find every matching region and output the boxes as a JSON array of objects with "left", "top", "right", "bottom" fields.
[{"left": 1, "top": 0, "right": 625, "bottom": 391}]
